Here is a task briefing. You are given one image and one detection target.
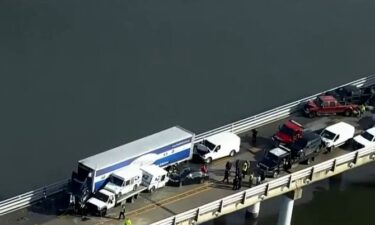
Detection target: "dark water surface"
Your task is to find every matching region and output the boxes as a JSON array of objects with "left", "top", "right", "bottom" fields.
[{"left": 1, "top": 0, "right": 375, "bottom": 223}]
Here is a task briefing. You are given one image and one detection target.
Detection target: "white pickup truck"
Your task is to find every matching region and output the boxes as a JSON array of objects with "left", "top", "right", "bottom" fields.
[
  {"left": 320, "top": 122, "right": 355, "bottom": 152},
  {"left": 86, "top": 165, "right": 168, "bottom": 216}
]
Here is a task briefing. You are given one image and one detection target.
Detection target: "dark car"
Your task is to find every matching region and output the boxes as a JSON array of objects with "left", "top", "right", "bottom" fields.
[
  {"left": 326, "top": 85, "right": 372, "bottom": 105},
  {"left": 290, "top": 131, "right": 323, "bottom": 164},
  {"left": 167, "top": 167, "right": 209, "bottom": 186}
]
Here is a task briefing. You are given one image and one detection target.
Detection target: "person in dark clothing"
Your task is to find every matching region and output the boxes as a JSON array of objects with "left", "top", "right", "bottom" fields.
[
  {"left": 232, "top": 175, "right": 238, "bottom": 190},
  {"left": 222, "top": 169, "right": 230, "bottom": 184},
  {"left": 252, "top": 129, "right": 258, "bottom": 146},
  {"left": 118, "top": 204, "right": 126, "bottom": 220},
  {"left": 237, "top": 174, "right": 242, "bottom": 190},
  {"left": 235, "top": 160, "right": 240, "bottom": 177},
  {"left": 225, "top": 161, "right": 232, "bottom": 171}
]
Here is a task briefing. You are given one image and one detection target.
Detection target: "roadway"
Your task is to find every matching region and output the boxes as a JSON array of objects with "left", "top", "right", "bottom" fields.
[{"left": 0, "top": 111, "right": 373, "bottom": 225}]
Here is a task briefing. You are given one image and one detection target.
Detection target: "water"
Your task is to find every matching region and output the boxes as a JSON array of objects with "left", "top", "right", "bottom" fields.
[{"left": 1, "top": 0, "right": 375, "bottom": 224}]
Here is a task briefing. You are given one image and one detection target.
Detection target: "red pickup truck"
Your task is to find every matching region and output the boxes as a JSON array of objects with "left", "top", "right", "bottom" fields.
[
  {"left": 273, "top": 120, "right": 303, "bottom": 145},
  {"left": 303, "top": 95, "right": 359, "bottom": 118}
]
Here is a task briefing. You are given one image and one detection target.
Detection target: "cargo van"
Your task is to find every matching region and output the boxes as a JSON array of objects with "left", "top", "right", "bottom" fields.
[
  {"left": 103, "top": 167, "right": 142, "bottom": 197},
  {"left": 320, "top": 122, "right": 355, "bottom": 151},
  {"left": 194, "top": 132, "right": 241, "bottom": 163},
  {"left": 141, "top": 165, "right": 169, "bottom": 192}
]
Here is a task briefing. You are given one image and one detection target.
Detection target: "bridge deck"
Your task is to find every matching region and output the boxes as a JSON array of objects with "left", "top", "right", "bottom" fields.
[{"left": 1, "top": 112, "right": 373, "bottom": 225}]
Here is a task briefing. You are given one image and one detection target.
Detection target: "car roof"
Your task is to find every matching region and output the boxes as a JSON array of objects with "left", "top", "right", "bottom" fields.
[
  {"left": 302, "top": 131, "right": 320, "bottom": 141},
  {"left": 141, "top": 164, "right": 167, "bottom": 176},
  {"left": 205, "top": 132, "right": 239, "bottom": 145},
  {"left": 269, "top": 147, "right": 289, "bottom": 157},
  {"left": 284, "top": 120, "right": 303, "bottom": 130},
  {"left": 325, "top": 122, "right": 355, "bottom": 133},
  {"left": 365, "top": 127, "right": 375, "bottom": 136},
  {"left": 318, "top": 95, "right": 337, "bottom": 102}
]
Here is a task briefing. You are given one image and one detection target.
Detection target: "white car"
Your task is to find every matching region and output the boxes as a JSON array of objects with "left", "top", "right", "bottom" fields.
[
  {"left": 194, "top": 132, "right": 241, "bottom": 163},
  {"left": 353, "top": 127, "right": 375, "bottom": 149},
  {"left": 320, "top": 122, "right": 355, "bottom": 151}
]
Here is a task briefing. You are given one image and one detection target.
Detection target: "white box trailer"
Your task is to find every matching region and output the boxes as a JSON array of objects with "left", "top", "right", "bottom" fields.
[{"left": 70, "top": 126, "right": 194, "bottom": 199}]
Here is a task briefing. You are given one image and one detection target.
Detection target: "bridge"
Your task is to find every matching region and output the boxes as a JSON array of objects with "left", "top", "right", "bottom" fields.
[{"left": 1, "top": 74, "right": 375, "bottom": 225}]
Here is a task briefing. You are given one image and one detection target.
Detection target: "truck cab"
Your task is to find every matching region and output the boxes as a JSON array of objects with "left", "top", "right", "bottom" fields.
[
  {"left": 320, "top": 122, "right": 355, "bottom": 151},
  {"left": 141, "top": 165, "right": 169, "bottom": 192},
  {"left": 104, "top": 167, "right": 142, "bottom": 197},
  {"left": 86, "top": 189, "right": 116, "bottom": 216},
  {"left": 258, "top": 146, "right": 291, "bottom": 178},
  {"left": 273, "top": 120, "right": 303, "bottom": 145},
  {"left": 194, "top": 132, "right": 241, "bottom": 164}
]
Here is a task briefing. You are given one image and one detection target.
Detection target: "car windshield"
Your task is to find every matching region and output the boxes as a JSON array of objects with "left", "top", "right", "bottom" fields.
[
  {"left": 180, "top": 168, "right": 191, "bottom": 177},
  {"left": 201, "top": 140, "right": 216, "bottom": 151},
  {"left": 321, "top": 130, "right": 336, "bottom": 140},
  {"left": 314, "top": 97, "right": 323, "bottom": 106},
  {"left": 280, "top": 125, "right": 294, "bottom": 136},
  {"left": 94, "top": 192, "right": 109, "bottom": 202},
  {"left": 109, "top": 176, "right": 124, "bottom": 186},
  {"left": 265, "top": 152, "right": 279, "bottom": 163},
  {"left": 361, "top": 131, "right": 374, "bottom": 142}
]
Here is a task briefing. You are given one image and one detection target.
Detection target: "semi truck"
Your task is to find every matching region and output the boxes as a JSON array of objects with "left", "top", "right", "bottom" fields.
[
  {"left": 86, "top": 165, "right": 169, "bottom": 216},
  {"left": 70, "top": 126, "right": 195, "bottom": 204}
]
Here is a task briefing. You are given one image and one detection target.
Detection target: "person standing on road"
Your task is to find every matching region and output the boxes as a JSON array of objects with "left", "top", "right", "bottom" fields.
[
  {"left": 252, "top": 129, "right": 258, "bottom": 147},
  {"left": 222, "top": 168, "right": 230, "bottom": 184},
  {"left": 232, "top": 175, "right": 238, "bottom": 190},
  {"left": 118, "top": 204, "right": 126, "bottom": 220},
  {"left": 237, "top": 174, "right": 242, "bottom": 190},
  {"left": 200, "top": 163, "right": 208, "bottom": 174},
  {"left": 241, "top": 161, "right": 248, "bottom": 178}
]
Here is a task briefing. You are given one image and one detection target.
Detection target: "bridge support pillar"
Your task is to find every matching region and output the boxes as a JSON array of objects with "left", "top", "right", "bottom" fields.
[
  {"left": 246, "top": 202, "right": 261, "bottom": 219},
  {"left": 277, "top": 188, "right": 302, "bottom": 225}
]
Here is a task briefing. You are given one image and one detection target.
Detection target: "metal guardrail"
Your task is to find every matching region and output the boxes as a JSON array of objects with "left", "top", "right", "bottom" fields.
[
  {"left": 150, "top": 144, "right": 375, "bottom": 225},
  {"left": 0, "top": 74, "right": 375, "bottom": 217},
  {"left": 0, "top": 179, "right": 69, "bottom": 216}
]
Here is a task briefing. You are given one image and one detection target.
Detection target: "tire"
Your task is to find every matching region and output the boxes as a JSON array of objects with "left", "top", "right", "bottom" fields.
[
  {"left": 327, "top": 147, "right": 332, "bottom": 153},
  {"left": 344, "top": 110, "right": 351, "bottom": 117},
  {"left": 308, "top": 112, "right": 316, "bottom": 118},
  {"left": 133, "top": 184, "right": 138, "bottom": 191},
  {"left": 205, "top": 157, "right": 212, "bottom": 164},
  {"left": 306, "top": 158, "right": 312, "bottom": 165},
  {"left": 272, "top": 171, "right": 279, "bottom": 178},
  {"left": 100, "top": 208, "right": 107, "bottom": 217},
  {"left": 229, "top": 150, "right": 236, "bottom": 157},
  {"left": 150, "top": 186, "right": 156, "bottom": 193}
]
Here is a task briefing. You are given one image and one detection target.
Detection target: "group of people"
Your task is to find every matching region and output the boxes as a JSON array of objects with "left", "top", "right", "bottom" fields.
[{"left": 222, "top": 159, "right": 251, "bottom": 190}]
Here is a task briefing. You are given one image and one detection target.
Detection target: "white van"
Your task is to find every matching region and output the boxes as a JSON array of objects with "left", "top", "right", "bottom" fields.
[
  {"left": 320, "top": 122, "right": 355, "bottom": 151},
  {"left": 141, "top": 165, "right": 169, "bottom": 192},
  {"left": 353, "top": 126, "right": 375, "bottom": 149},
  {"left": 104, "top": 167, "right": 142, "bottom": 197},
  {"left": 194, "top": 132, "right": 241, "bottom": 163}
]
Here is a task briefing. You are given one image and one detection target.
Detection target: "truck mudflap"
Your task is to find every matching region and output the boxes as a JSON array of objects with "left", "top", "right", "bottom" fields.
[{"left": 116, "top": 185, "right": 148, "bottom": 204}]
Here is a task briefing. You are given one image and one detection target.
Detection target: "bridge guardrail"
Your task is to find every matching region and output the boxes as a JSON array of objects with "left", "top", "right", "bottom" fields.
[
  {"left": 0, "top": 74, "right": 375, "bottom": 216},
  {"left": 150, "top": 144, "right": 375, "bottom": 225}
]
